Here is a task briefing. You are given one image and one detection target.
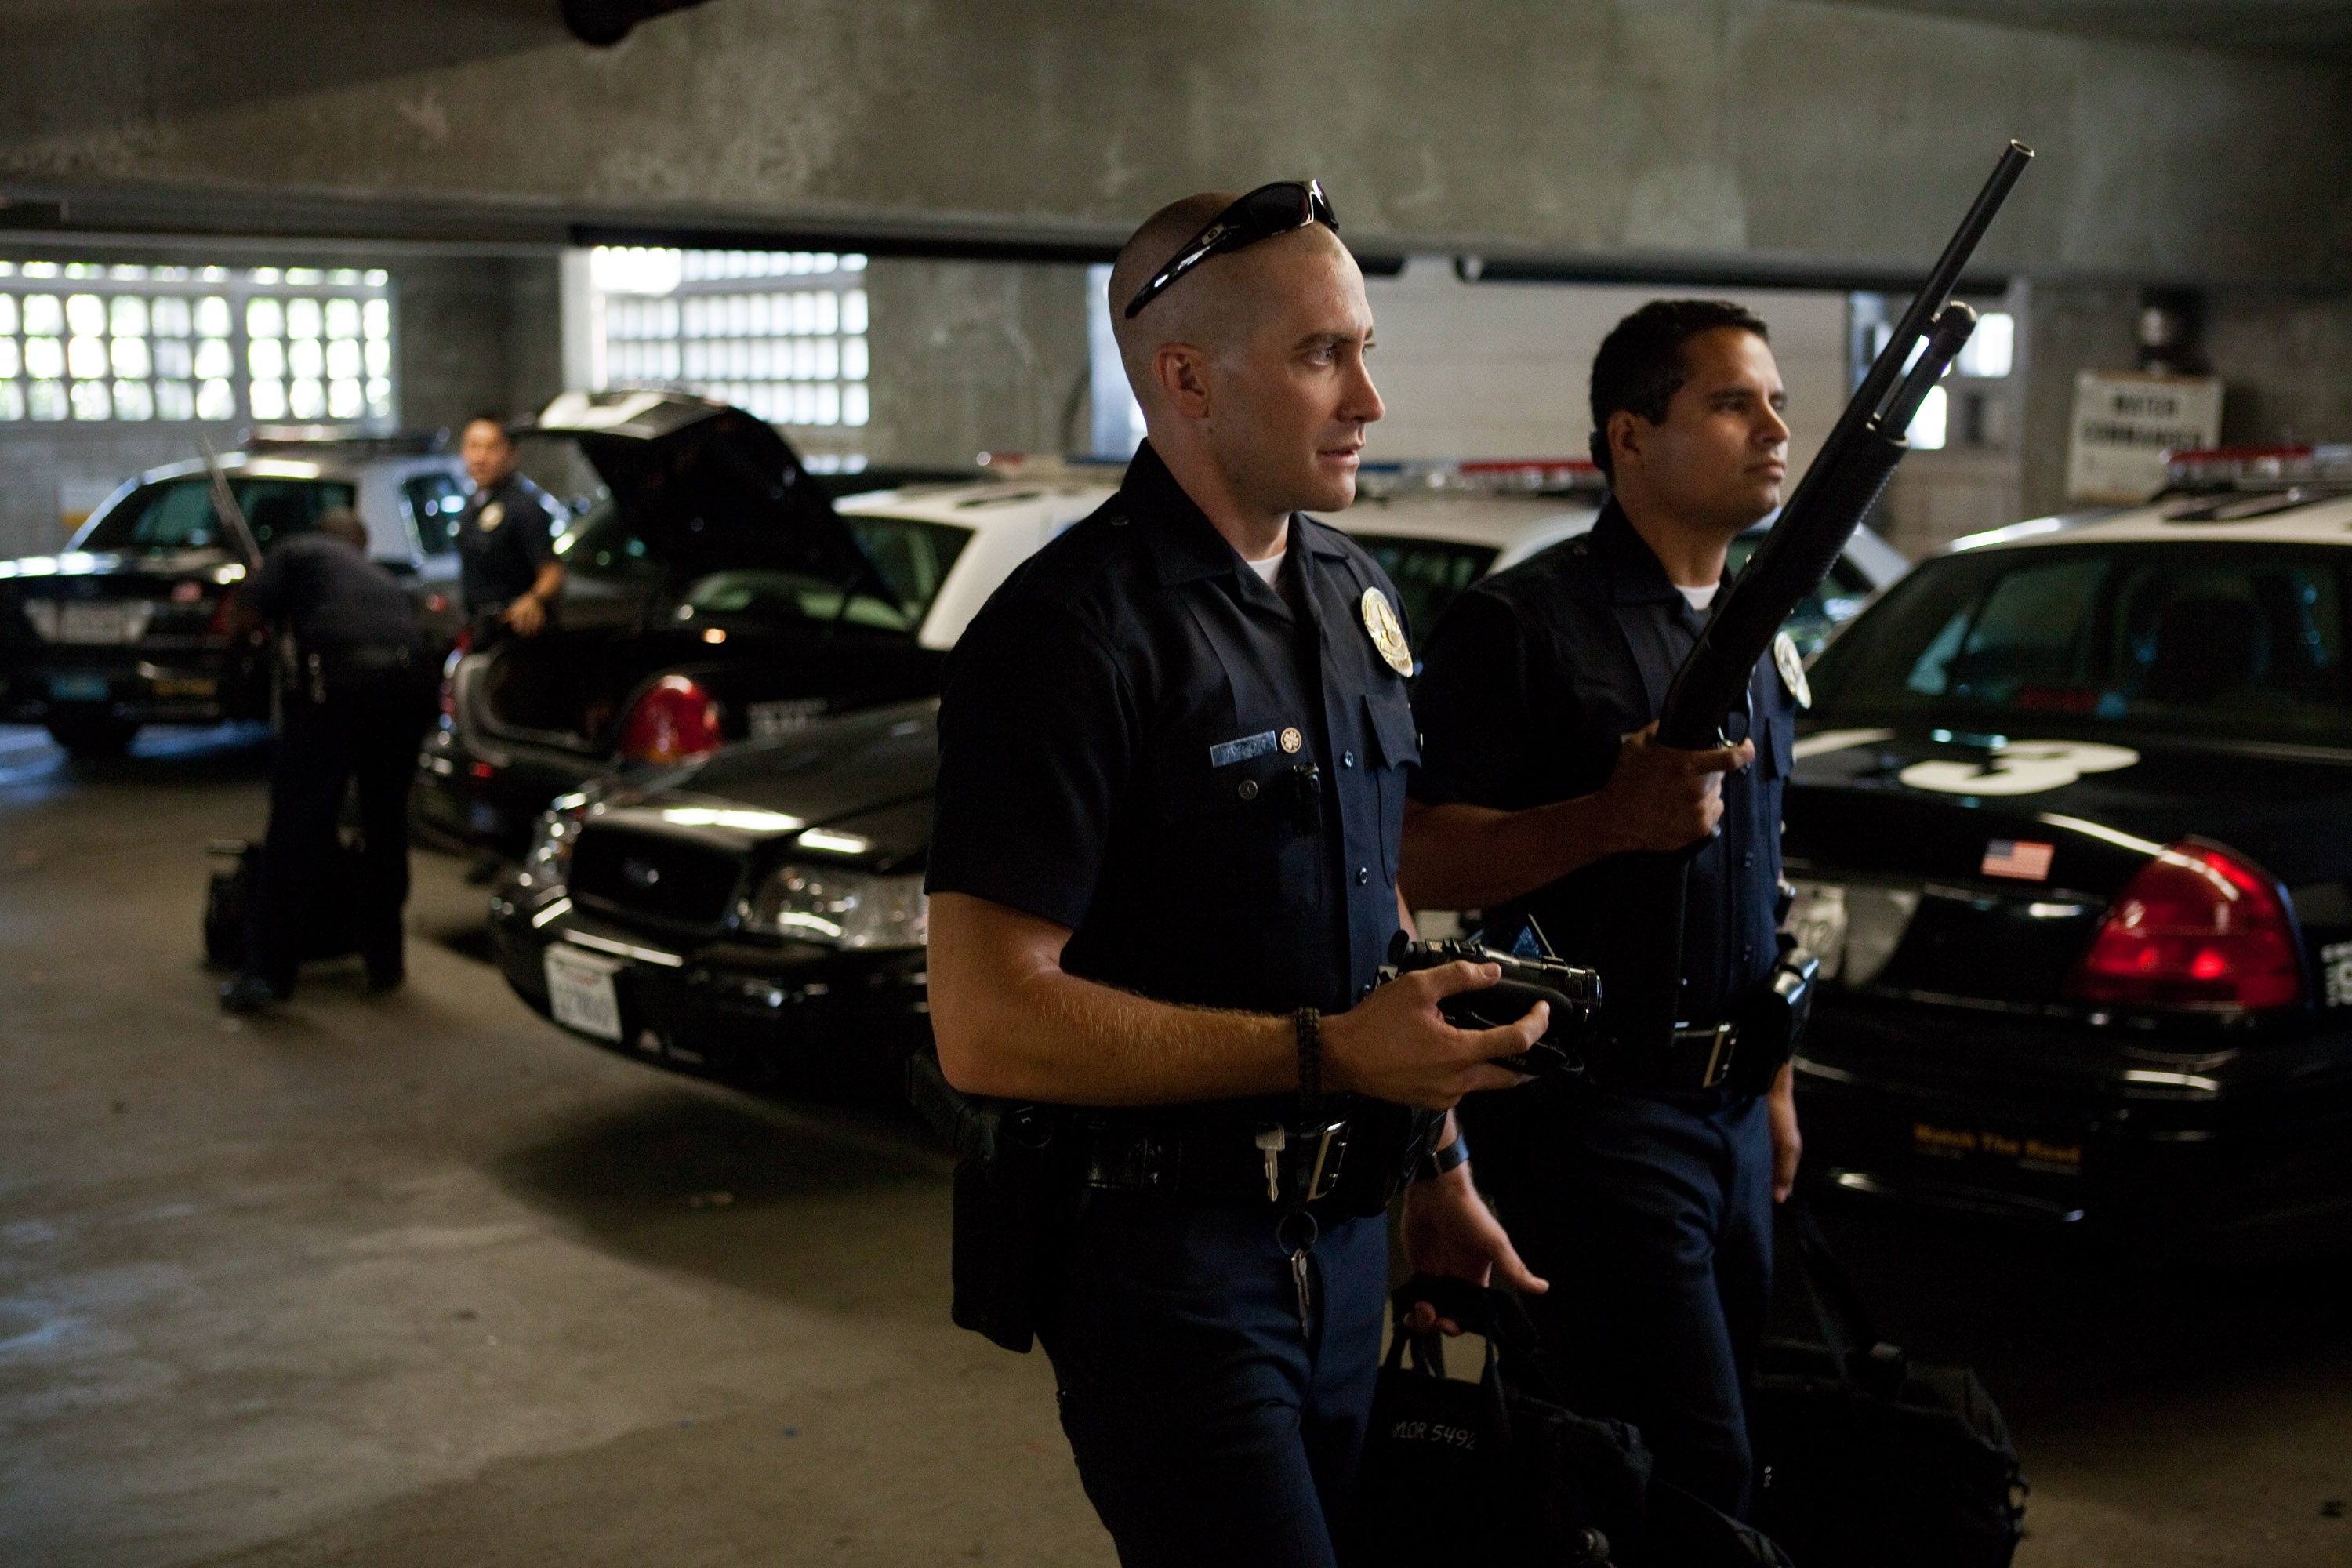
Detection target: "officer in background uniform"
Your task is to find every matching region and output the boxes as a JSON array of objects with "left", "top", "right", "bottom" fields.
[
  {"left": 926, "top": 183, "right": 1548, "bottom": 1568},
  {"left": 220, "top": 508, "right": 434, "bottom": 1012},
  {"left": 1402, "top": 300, "right": 1806, "bottom": 1519},
  {"left": 455, "top": 415, "right": 564, "bottom": 644}
]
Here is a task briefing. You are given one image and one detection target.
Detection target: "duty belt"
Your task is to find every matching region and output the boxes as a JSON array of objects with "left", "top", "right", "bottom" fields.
[
  {"left": 1077, "top": 1115, "right": 1352, "bottom": 1209},
  {"left": 1596, "top": 1018, "right": 1743, "bottom": 1093},
  {"left": 303, "top": 643, "right": 418, "bottom": 702},
  {"left": 313, "top": 643, "right": 416, "bottom": 673}
]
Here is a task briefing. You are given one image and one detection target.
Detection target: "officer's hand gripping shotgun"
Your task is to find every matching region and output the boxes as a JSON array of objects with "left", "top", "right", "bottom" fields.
[
  {"left": 1380, "top": 928, "right": 1602, "bottom": 1078},
  {"left": 1612, "top": 140, "right": 2034, "bottom": 1054}
]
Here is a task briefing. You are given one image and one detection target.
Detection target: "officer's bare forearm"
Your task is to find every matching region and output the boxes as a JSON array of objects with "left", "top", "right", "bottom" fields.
[
  {"left": 528, "top": 562, "right": 564, "bottom": 601},
  {"left": 1398, "top": 797, "right": 1628, "bottom": 910},
  {"left": 928, "top": 891, "right": 1296, "bottom": 1105}
]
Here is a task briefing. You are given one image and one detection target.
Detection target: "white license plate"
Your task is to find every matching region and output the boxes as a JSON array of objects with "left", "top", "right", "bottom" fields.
[
  {"left": 748, "top": 697, "right": 827, "bottom": 739},
  {"left": 57, "top": 601, "right": 153, "bottom": 644},
  {"left": 544, "top": 945, "right": 624, "bottom": 1041}
]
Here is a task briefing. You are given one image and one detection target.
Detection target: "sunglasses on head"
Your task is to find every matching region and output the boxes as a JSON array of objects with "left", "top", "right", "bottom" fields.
[{"left": 1123, "top": 180, "right": 1340, "bottom": 320}]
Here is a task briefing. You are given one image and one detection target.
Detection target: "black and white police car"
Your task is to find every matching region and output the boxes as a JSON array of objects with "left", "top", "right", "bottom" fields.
[{"left": 1784, "top": 445, "right": 2352, "bottom": 1258}]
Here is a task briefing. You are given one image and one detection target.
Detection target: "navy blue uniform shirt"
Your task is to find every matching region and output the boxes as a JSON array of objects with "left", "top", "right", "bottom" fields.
[
  {"left": 249, "top": 533, "right": 423, "bottom": 655},
  {"left": 455, "top": 474, "right": 557, "bottom": 612},
  {"left": 1410, "top": 501, "right": 1795, "bottom": 1024},
  {"left": 927, "top": 441, "right": 1421, "bottom": 1033}
]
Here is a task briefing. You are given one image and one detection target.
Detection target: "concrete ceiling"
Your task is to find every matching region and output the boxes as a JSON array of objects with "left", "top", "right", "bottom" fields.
[{"left": 1833, "top": 1, "right": 2352, "bottom": 56}]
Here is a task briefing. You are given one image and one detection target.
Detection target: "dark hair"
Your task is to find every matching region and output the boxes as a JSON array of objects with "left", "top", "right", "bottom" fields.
[
  {"left": 463, "top": 413, "right": 514, "bottom": 443},
  {"left": 317, "top": 506, "right": 368, "bottom": 549},
  {"left": 1588, "top": 300, "right": 1770, "bottom": 477}
]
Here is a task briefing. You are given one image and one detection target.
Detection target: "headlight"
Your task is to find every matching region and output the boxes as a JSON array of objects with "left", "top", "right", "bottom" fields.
[
  {"left": 524, "top": 793, "right": 592, "bottom": 885},
  {"left": 746, "top": 864, "right": 927, "bottom": 949}
]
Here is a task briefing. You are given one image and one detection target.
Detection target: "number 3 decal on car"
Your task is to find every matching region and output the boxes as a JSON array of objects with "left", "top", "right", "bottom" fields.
[{"left": 1899, "top": 741, "right": 2140, "bottom": 797}]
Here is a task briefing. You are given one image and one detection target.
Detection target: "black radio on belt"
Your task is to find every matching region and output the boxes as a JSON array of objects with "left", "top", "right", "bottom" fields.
[{"left": 1379, "top": 927, "right": 1602, "bottom": 1080}]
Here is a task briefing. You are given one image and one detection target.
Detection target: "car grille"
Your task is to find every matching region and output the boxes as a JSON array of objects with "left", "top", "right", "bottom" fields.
[{"left": 569, "top": 824, "right": 746, "bottom": 931}]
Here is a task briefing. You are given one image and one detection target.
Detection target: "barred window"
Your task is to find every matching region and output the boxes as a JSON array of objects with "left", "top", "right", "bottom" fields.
[
  {"left": 0, "top": 261, "right": 397, "bottom": 426},
  {"left": 587, "top": 248, "right": 869, "bottom": 465}
]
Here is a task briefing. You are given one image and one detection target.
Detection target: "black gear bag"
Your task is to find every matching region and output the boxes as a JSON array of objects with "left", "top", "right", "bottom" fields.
[
  {"left": 1747, "top": 1205, "right": 2028, "bottom": 1566},
  {"left": 1344, "top": 1275, "right": 1791, "bottom": 1567}
]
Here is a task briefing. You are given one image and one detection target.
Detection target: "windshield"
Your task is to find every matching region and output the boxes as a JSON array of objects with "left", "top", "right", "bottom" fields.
[
  {"left": 77, "top": 476, "right": 356, "bottom": 554},
  {"left": 403, "top": 471, "right": 469, "bottom": 557},
  {"left": 558, "top": 493, "right": 928, "bottom": 634},
  {"left": 1350, "top": 539, "right": 1498, "bottom": 652},
  {"left": 556, "top": 494, "right": 661, "bottom": 583},
  {"left": 1727, "top": 532, "right": 1877, "bottom": 657},
  {"left": 844, "top": 514, "right": 973, "bottom": 628},
  {"left": 1809, "top": 542, "right": 2352, "bottom": 746}
]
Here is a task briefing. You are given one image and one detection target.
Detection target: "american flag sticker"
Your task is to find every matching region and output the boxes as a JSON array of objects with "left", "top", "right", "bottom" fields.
[{"left": 1981, "top": 839, "right": 2055, "bottom": 881}]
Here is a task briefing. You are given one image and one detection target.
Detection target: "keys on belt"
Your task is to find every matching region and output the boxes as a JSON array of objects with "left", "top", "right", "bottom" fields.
[{"left": 1080, "top": 1116, "right": 1350, "bottom": 1207}]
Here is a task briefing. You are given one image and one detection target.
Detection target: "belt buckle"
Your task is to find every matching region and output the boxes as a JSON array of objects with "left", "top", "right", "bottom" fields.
[
  {"left": 1699, "top": 1021, "right": 1738, "bottom": 1089},
  {"left": 1302, "top": 1120, "right": 1349, "bottom": 1202}
]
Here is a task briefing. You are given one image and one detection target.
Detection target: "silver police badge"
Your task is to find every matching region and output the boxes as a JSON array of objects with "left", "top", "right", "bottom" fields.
[
  {"left": 1360, "top": 588, "right": 1414, "bottom": 677},
  {"left": 1773, "top": 630, "right": 1812, "bottom": 709},
  {"left": 477, "top": 500, "right": 506, "bottom": 532}
]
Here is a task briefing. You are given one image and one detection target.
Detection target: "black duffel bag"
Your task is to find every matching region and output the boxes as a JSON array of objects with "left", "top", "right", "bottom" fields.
[
  {"left": 201, "top": 835, "right": 363, "bottom": 971},
  {"left": 1345, "top": 1275, "right": 1790, "bottom": 1568},
  {"left": 1748, "top": 1205, "right": 2028, "bottom": 1566}
]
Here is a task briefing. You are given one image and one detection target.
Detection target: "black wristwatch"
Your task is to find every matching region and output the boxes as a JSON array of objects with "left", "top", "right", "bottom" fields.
[{"left": 1416, "top": 1125, "right": 1470, "bottom": 1183}]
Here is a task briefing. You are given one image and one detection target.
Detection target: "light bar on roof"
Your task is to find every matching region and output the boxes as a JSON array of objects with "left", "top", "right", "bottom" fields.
[
  {"left": 2165, "top": 444, "right": 2352, "bottom": 493},
  {"left": 1355, "top": 459, "right": 1605, "bottom": 500}
]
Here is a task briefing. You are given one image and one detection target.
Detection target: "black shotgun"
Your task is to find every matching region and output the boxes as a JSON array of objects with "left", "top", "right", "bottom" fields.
[{"left": 1614, "top": 140, "right": 2034, "bottom": 1055}]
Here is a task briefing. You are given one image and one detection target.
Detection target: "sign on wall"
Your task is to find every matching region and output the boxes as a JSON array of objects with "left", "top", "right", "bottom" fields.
[{"left": 2066, "top": 371, "right": 2223, "bottom": 503}]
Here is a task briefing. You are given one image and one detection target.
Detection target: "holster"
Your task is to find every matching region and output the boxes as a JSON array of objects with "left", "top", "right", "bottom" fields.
[
  {"left": 905, "top": 1047, "right": 1072, "bottom": 1354},
  {"left": 1726, "top": 937, "right": 1820, "bottom": 1096}
]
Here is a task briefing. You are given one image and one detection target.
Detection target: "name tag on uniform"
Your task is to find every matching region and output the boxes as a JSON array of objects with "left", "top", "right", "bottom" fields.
[{"left": 1209, "top": 730, "right": 1279, "bottom": 768}]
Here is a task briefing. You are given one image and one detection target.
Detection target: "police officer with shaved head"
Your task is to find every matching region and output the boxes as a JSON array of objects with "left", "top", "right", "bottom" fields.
[{"left": 924, "top": 185, "right": 1547, "bottom": 1566}]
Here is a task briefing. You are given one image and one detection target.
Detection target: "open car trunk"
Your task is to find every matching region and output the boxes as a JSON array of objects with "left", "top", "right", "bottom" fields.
[{"left": 474, "top": 392, "right": 921, "bottom": 753}]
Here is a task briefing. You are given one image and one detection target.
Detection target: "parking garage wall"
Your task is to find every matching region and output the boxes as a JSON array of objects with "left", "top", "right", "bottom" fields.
[
  {"left": 2016, "top": 283, "right": 2352, "bottom": 525},
  {"left": 822, "top": 257, "right": 1091, "bottom": 472}
]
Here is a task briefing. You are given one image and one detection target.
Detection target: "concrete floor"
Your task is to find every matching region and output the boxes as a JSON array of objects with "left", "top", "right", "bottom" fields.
[{"left": 2, "top": 722, "right": 2349, "bottom": 1566}]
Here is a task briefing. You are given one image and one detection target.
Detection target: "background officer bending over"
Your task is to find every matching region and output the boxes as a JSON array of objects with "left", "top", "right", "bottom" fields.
[
  {"left": 220, "top": 508, "right": 434, "bottom": 1012},
  {"left": 1403, "top": 299, "right": 1805, "bottom": 1519},
  {"left": 455, "top": 415, "right": 563, "bottom": 644},
  {"left": 926, "top": 184, "right": 1546, "bottom": 1568}
]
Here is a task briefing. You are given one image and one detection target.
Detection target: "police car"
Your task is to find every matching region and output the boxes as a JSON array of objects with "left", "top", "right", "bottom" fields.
[
  {"left": 413, "top": 394, "right": 1108, "bottom": 854},
  {"left": 0, "top": 429, "right": 466, "bottom": 754},
  {"left": 485, "top": 459, "right": 1907, "bottom": 1092},
  {"left": 1784, "top": 445, "right": 2352, "bottom": 1259}
]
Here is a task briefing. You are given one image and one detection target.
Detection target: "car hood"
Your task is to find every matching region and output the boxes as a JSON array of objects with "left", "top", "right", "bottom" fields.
[
  {"left": 0, "top": 547, "right": 244, "bottom": 586},
  {"left": 597, "top": 699, "right": 938, "bottom": 869},
  {"left": 528, "top": 390, "right": 885, "bottom": 594},
  {"left": 1786, "top": 723, "right": 2352, "bottom": 900}
]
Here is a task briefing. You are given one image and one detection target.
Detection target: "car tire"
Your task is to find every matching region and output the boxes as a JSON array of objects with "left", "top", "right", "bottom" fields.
[{"left": 47, "top": 716, "right": 139, "bottom": 757}]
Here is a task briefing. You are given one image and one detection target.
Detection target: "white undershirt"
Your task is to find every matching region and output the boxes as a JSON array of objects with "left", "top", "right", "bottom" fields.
[
  {"left": 1677, "top": 582, "right": 1721, "bottom": 613},
  {"left": 1246, "top": 550, "right": 1287, "bottom": 588}
]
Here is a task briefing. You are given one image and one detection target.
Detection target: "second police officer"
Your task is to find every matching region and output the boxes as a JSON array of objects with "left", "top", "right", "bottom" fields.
[
  {"left": 925, "top": 183, "right": 1549, "bottom": 1567},
  {"left": 1403, "top": 301, "right": 1808, "bottom": 1521},
  {"left": 455, "top": 414, "right": 564, "bottom": 646}
]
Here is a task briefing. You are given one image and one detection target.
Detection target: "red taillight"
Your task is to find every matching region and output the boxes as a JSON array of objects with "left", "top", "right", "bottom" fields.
[
  {"left": 2068, "top": 841, "right": 2302, "bottom": 1011},
  {"left": 206, "top": 587, "right": 239, "bottom": 638},
  {"left": 619, "top": 675, "right": 723, "bottom": 764}
]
